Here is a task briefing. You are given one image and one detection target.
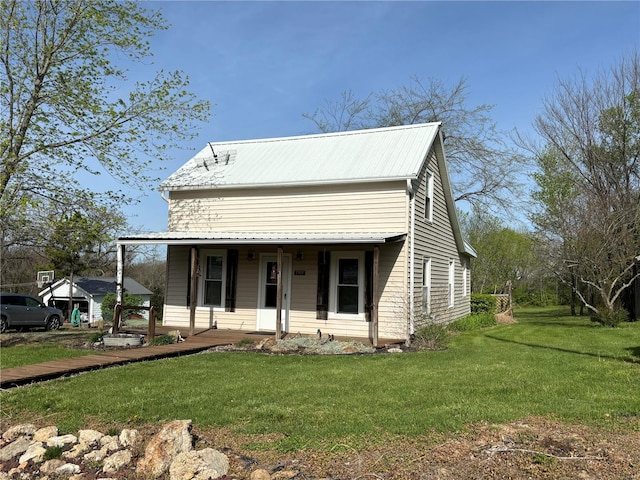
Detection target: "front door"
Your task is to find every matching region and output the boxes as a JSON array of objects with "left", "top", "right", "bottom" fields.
[{"left": 257, "top": 254, "right": 291, "bottom": 332}]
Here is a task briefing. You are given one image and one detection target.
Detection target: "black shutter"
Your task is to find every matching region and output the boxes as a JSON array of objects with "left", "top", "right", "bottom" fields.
[
  {"left": 186, "top": 250, "right": 192, "bottom": 307},
  {"left": 225, "top": 249, "right": 239, "bottom": 312},
  {"left": 316, "top": 251, "right": 330, "bottom": 320},
  {"left": 365, "top": 250, "right": 373, "bottom": 322}
]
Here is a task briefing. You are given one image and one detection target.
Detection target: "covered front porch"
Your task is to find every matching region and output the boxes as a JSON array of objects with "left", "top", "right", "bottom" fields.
[{"left": 115, "top": 232, "right": 408, "bottom": 347}]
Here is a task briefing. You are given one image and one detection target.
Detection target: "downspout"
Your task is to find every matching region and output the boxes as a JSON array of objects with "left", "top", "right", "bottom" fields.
[
  {"left": 161, "top": 190, "right": 169, "bottom": 202},
  {"left": 407, "top": 179, "right": 416, "bottom": 337}
]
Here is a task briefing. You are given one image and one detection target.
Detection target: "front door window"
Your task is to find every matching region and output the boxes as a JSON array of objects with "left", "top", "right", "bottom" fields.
[{"left": 264, "top": 261, "right": 278, "bottom": 308}]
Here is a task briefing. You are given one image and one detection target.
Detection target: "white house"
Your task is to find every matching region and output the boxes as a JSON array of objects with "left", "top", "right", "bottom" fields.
[{"left": 118, "top": 123, "right": 476, "bottom": 344}]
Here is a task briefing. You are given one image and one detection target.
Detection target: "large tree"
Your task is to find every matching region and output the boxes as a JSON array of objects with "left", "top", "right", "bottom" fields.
[
  {"left": 527, "top": 52, "right": 640, "bottom": 323},
  {"left": 0, "top": 0, "right": 209, "bottom": 246},
  {"left": 303, "top": 76, "right": 528, "bottom": 216},
  {"left": 460, "top": 208, "right": 541, "bottom": 302}
]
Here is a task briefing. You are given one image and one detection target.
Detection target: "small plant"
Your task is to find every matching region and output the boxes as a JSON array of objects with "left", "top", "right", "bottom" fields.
[
  {"left": 43, "top": 445, "right": 63, "bottom": 460},
  {"left": 106, "top": 427, "right": 119, "bottom": 436},
  {"left": 235, "top": 338, "right": 255, "bottom": 348},
  {"left": 412, "top": 314, "right": 450, "bottom": 350},
  {"left": 149, "top": 334, "right": 176, "bottom": 346},
  {"left": 532, "top": 453, "right": 555, "bottom": 465},
  {"left": 90, "top": 331, "right": 105, "bottom": 343},
  {"left": 591, "top": 307, "right": 628, "bottom": 327}
]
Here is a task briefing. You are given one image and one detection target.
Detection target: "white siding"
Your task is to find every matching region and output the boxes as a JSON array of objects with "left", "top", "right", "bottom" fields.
[
  {"left": 168, "top": 183, "right": 407, "bottom": 234},
  {"left": 412, "top": 149, "right": 471, "bottom": 323}
]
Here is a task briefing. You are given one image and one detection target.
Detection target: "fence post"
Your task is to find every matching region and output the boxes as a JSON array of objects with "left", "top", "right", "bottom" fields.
[
  {"left": 148, "top": 306, "right": 156, "bottom": 341},
  {"left": 112, "top": 304, "right": 121, "bottom": 334}
]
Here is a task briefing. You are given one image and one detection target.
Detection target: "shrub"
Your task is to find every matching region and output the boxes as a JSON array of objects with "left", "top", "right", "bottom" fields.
[
  {"left": 449, "top": 313, "right": 497, "bottom": 332},
  {"left": 44, "top": 446, "right": 63, "bottom": 460},
  {"left": 590, "top": 308, "right": 628, "bottom": 327},
  {"left": 470, "top": 294, "right": 496, "bottom": 314},
  {"left": 149, "top": 334, "right": 176, "bottom": 346},
  {"left": 412, "top": 315, "right": 450, "bottom": 350}
]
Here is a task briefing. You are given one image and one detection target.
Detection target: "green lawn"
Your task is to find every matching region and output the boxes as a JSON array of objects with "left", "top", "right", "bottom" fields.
[
  {"left": 1, "top": 306, "right": 638, "bottom": 448},
  {"left": 0, "top": 329, "right": 99, "bottom": 369}
]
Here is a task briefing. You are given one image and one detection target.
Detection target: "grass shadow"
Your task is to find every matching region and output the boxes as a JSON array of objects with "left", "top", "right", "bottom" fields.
[
  {"left": 627, "top": 346, "right": 640, "bottom": 359},
  {"left": 484, "top": 334, "right": 640, "bottom": 364}
]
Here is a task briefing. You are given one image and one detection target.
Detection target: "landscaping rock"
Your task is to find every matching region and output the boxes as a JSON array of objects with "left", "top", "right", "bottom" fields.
[
  {"left": 103, "top": 449, "right": 132, "bottom": 473},
  {"left": 78, "top": 429, "right": 103, "bottom": 446},
  {"left": 40, "top": 458, "right": 65, "bottom": 474},
  {"left": 33, "top": 426, "right": 58, "bottom": 442},
  {"left": 2, "top": 424, "right": 36, "bottom": 442},
  {"left": 119, "top": 428, "right": 140, "bottom": 448},
  {"left": 251, "top": 468, "right": 272, "bottom": 480},
  {"left": 137, "top": 419, "right": 193, "bottom": 479},
  {"left": 169, "top": 448, "right": 229, "bottom": 480},
  {"left": 18, "top": 442, "right": 45, "bottom": 464},
  {"left": 0, "top": 437, "right": 31, "bottom": 461},
  {"left": 47, "top": 433, "right": 78, "bottom": 447}
]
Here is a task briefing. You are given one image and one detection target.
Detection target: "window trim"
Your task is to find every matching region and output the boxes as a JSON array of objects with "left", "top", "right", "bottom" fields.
[
  {"left": 462, "top": 261, "right": 468, "bottom": 297},
  {"left": 448, "top": 259, "right": 455, "bottom": 308},
  {"left": 425, "top": 171, "right": 434, "bottom": 222},
  {"left": 329, "top": 251, "right": 366, "bottom": 320},
  {"left": 422, "top": 257, "right": 431, "bottom": 315},
  {"left": 199, "top": 249, "right": 227, "bottom": 309}
]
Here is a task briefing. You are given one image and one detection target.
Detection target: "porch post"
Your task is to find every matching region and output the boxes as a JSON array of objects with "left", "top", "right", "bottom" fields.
[
  {"left": 372, "top": 245, "right": 380, "bottom": 346},
  {"left": 276, "top": 246, "right": 283, "bottom": 340},
  {"left": 189, "top": 246, "right": 198, "bottom": 337},
  {"left": 114, "top": 243, "right": 125, "bottom": 334}
]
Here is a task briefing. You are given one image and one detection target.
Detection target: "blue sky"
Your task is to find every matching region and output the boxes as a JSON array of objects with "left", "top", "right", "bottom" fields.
[{"left": 118, "top": 1, "right": 640, "bottom": 232}]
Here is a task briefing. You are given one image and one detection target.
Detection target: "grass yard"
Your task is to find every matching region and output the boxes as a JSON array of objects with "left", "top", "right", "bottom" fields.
[
  {"left": 0, "top": 328, "right": 100, "bottom": 368},
  {"left": 1, "top": 306, "right": 638, "bottom": 444}
]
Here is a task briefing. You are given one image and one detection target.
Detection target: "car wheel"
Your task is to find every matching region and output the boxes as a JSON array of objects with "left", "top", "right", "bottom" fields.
[
  {"left": 46, "top": 315, "right": 61, "bottom": 331},
  {"left": 0, "top": 316, "right": 6, "bottom": 334}
]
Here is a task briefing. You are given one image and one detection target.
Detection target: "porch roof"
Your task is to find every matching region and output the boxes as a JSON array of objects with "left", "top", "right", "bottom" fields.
[{"left": 117, "top": 231, "right": 407, "bottom": 246}]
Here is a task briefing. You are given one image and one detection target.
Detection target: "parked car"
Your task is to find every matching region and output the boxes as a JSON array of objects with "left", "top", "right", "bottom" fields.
[{"left": 0, "top": 293, "right": 63, "bottom": 333}]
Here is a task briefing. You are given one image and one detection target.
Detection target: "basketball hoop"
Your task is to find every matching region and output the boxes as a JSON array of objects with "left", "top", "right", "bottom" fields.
[{"left": 37, "top": 270, "right": 55, "bottom": 290}]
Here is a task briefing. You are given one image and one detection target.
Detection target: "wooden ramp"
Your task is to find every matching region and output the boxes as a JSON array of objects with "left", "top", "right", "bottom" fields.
[{"left": 0, "top": 329, "right": 273, "bottom": 389}]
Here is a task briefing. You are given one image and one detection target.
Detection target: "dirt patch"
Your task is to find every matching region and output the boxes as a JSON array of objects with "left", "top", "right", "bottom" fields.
[
  {"left": 0, "top": 328, "right": 98, "bottom": 348},
  {"left": 205, "top": 417, "right": 638, "bottom": 479}
]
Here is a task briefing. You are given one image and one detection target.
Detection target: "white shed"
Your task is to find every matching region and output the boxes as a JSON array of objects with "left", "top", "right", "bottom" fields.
[{"left": 39, "top": 277, "right": 152, "bottom": 324}]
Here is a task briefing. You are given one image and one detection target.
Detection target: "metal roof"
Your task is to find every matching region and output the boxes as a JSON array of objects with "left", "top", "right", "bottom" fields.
[
  {"left": 39, "top": 277, "right": 152, "bottom": 297},
  {"left": 161, "top": 123, "right": 441, "bottom": 191},
  {"left": 117, "top": 232, "right": 407, "bottom": 246}
]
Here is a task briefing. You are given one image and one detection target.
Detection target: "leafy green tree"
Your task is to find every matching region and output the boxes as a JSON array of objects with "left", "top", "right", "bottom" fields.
[
  {"left": 303, "top": 76, "right": 528, "bottom": 216},
  {"left": 43, "top": 208, "right": 123, "bottom": 319},
  {"left": 101, "top": 292, "right": 143, "bottom": 323},
  {"left": 0, "top": 0, "right": 210, "bottom": 249},
  {"left": 460, "top": 208, "right": 541, "bottom": 303},
  {"left": 526, "top": 52, "right": 640, "bottom": 322}
]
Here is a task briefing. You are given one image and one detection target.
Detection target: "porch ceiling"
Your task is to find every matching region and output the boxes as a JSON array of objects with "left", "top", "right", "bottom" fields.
[{"left": 117, "top": 231, "right": 407, "bottom": 246}]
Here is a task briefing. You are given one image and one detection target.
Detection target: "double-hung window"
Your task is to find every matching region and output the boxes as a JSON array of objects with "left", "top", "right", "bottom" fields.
[
  {"left": 425, "top": 172, "right": 434, "bottom": 222},
  {"left": 202, "top": 251, "right": 225, "bottom": 308},
  {"left": 330, "top": 252, "right": 365, "bottom": 318},
  {"left": 422, "top": 257, "right": 431, "bottom": 314}
]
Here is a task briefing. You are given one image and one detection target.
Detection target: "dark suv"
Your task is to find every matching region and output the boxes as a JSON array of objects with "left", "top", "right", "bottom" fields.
[{"left": 0, "top": 293, "right": 63, "bottom": 333}]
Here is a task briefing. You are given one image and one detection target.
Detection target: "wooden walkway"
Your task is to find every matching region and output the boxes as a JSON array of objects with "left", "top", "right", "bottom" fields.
[{"left": 0, "top": 329, "right": 273, "bottom": 389}]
